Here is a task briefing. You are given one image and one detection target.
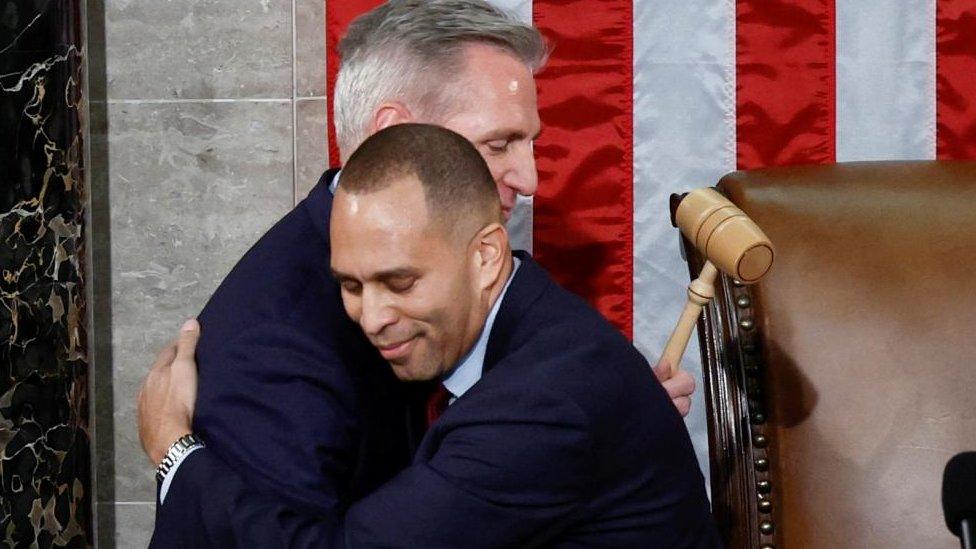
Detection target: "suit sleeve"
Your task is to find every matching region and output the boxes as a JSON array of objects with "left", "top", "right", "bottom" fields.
[
  {"left": 344, "top": 386, "right": 595, "bottom": 548},
  {"left": 153, "top": 383, "right": 594, "bottom": 548},
  {"left": 151, "top": 322, "right": 358, "bottom": 548},
  {"left": 151, "top": 448, "right": 342, "bottom": 548}
]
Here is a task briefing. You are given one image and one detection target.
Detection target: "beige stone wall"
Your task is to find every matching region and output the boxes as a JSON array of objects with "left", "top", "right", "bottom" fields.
[{"left": 99, "top": 1, "right": 328, "bottom": 545}]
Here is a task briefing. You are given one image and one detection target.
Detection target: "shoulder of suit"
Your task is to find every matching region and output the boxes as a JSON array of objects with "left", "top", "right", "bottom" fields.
[
  {"left": 488, "top": 315, "right": 643, "bottom": 397},
  {"left": 199, "top": 201, "right": 335, "bottom": 325}
]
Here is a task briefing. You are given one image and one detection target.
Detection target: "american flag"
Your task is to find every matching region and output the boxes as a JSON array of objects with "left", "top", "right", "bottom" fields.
[{"left": 324, "top": 0, "right": 976, "bottom": 480}]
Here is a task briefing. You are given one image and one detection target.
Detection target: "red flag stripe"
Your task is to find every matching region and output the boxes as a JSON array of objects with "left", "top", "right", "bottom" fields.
[
  {"left": 531, "top": 0, "right": 635, "bottom": 338},
  {"left": 736, "top": 0, "right": 836, "bottom": 169},
  {"left": 325, "top": 0, "right": 384, "bottom": 165},
  {"left": 936, "top": 0, "right": 976, "bottom": 160}
]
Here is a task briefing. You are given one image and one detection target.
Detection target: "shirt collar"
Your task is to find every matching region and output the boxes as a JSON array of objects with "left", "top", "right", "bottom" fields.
[
  {"left": 329, "top": 169, "right": 341, "bottom": 194},
  {"left": 442, "top": 256, "right": 521, "bottom": 401}
]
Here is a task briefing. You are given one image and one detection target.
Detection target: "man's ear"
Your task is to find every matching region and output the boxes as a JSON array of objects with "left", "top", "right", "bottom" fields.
[
  {"left": 473, "top": 222, "right": 509, "bottom": 291},
  {"left": 369, "top": 102, "right": 414, "bottom": 134}
]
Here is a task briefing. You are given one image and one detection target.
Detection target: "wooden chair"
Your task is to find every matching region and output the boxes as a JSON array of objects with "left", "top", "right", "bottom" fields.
[{"left": 675, "top": 161, "right": 976, "bottom": 548}]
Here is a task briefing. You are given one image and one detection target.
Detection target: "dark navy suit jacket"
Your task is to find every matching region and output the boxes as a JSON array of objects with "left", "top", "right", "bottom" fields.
[
  {"left": 155, "top": 244, "right": 721, "bottom": 546},
  {"left": 150, "top": 170, "right": 420, "bottom": 546}
]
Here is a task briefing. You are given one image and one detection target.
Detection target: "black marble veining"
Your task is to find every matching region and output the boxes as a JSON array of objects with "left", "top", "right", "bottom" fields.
[{"left": 1, "top": 0, "right": 92, "bottom": 546}]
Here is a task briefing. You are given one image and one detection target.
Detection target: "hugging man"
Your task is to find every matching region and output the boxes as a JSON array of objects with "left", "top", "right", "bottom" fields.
[
  {"left": 140, "top": 2, "right": 705, "bottom": 546},
  {"left": 143, "top": 124, "right": 719, "bottom": 546}
]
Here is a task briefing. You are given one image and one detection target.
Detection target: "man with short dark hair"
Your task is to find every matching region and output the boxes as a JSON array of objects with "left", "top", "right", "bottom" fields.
[
  {"left": 140, "top": 0, "right": 698, "bottom": 545},
  {"left": 145, "top": 124, "right": 719, "bottom": 547}
]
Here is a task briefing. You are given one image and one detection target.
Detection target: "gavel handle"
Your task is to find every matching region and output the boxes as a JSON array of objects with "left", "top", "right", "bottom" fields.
[{"left": 658, "top": 261, "right": 719, "bottom": 379}]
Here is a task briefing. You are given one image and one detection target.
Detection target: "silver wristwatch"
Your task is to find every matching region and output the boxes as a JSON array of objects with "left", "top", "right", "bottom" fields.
[{"left": 156, "top": 433, "right": 204, "bottom": 483}]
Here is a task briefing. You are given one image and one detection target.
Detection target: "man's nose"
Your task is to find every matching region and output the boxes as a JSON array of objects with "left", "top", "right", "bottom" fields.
[
  {"left": 506, "top": 144, "right": 539, "bottom": 197},
  {"left": 359, "top": 289, "right": 397, "bottom": 336}
]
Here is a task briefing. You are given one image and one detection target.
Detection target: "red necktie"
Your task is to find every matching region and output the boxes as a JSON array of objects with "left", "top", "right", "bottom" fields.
[{"left": 425, "top": 384, "right": 452, "bottom": 428}]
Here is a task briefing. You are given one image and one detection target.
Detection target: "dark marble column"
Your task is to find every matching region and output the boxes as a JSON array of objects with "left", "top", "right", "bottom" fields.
[{"left": 0, "top": 1, "right": 93, "bottom": 546}]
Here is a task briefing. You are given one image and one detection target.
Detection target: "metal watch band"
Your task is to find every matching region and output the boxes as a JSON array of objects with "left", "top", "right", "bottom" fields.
[{"left": 155, "top": 433, "right": 204, "bottom": 483}]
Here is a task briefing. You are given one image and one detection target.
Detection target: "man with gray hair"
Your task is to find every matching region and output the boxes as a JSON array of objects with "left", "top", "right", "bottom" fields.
[
  {"left": 333, "top": 0, "right": 547, "bottom": 223},
  {"left": 140, "top": 0, "right": 700, "bottom": 546}
]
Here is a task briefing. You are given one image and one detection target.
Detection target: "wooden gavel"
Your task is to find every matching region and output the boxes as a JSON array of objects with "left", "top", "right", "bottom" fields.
[{"left": 659, "top": 188, "right": 775, "bottom": 378}]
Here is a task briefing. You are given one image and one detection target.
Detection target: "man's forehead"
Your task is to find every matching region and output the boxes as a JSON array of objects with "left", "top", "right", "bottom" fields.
[
  {"left": 439, "top": 49, "right": 539, "bottom": 132},
  {"left": 331, "top": 202, "right": 429, "bottom": 271},
  {"left": 332, "top": 179, "right": 435, "bottom": 246}
]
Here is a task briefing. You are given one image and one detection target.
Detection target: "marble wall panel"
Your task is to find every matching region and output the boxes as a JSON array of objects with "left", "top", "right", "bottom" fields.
[
  {"left": 0, "top": 0, "right": 93, "bottom": 545},
  {"left": 105, "top": 0, "right": 291, "bottom": 99},
  {"left": 295, "top": 98, "right": 329, "bottom": 203},
  {"left": 107, "top": 503, "right": 154, "bottom": 548},
  {"left": 107, "top": 100, "right": 293, "bottom": 501},
  {"left": 98, "top": 0, "right": 331, "bottom": 543},
  {"left": 295, "top": 0, "right": 327, "bottom": 98}
]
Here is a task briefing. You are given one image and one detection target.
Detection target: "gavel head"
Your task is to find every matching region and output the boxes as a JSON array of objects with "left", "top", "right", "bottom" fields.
[{"left": 675, "top": 188, "right": 774, "bottom": 284}]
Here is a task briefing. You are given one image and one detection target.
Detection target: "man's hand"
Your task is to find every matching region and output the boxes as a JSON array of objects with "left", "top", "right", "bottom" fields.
[
  {"left": 653, "top": 360, "right": 696, "bottom": 417},
  {"left": 138, "top": 319, "right": 201, "bottom": 465}
]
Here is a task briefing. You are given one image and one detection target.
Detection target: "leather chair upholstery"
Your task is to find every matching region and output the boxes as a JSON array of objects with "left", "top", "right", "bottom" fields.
[{"left": 677, "top": 161, "right": 976, "bottom": 548}]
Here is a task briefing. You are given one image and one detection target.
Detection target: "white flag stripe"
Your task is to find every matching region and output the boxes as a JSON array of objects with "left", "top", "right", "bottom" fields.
[
  {"left": 835, "top": 0, "right": 937, "bottom": 161},
  {"left": 490, "top": 0, "right": 534, "bottom": 253},
  {"left": 633, "top": 0, "right": 736, "bottom": 484},
  {"left": 490, "top": 0, "right": 533, "bottom": 25}
]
